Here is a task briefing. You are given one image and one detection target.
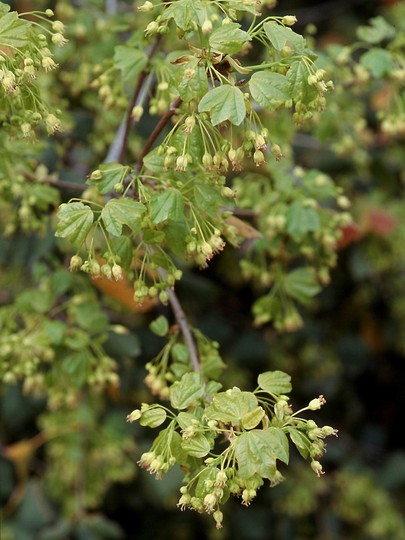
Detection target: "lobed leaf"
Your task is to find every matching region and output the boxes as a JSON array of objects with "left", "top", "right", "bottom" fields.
[
  {"left": 198, "top": 85, "right": 246, "bottom": 126},
  {"left": 249, "top": 71, "right": 290, "bottom": 111},
  {"left": 139, "top": 406, "right": 167, "bottom": 428},
  {"left": 114, "top": 45, "right": 148, "bottom": 80},
  {"left": 87, "top": 163, "right": 130, "bottom": 194},
  {"left": 264, "top": 21, "right": 305, "bottom": 53},
  {"left": 169, "top": 372, "right": 205, "bottom": 410},
  {"left": 257, "top": 371, "right": 292, "bottom": 395},
  {"left": 101, "top": 198, "right": 145, "bottom": 236},
  {"left": 0, "top": 11, "right": 30, "bottom": 48},
  {"left": 181, "top": 432, "right": 211, "bottom": 458},
  {"left": 149, "top": 188, "right": 185, "bottom": 224},
  {"left": 55, "top": 202, "right": 94, "bottom": 246},
  {"left": 209, "top": 23, "right": 251, "bottom": 55},
  {"left": 283, "top": 268, "right": 321, "bottom": 304},
  {"left": 285, "top": 200, "right": 320, "bottom": 240},
  {"left": 205, "top": 387, "right": 258, "bottom": 425}
]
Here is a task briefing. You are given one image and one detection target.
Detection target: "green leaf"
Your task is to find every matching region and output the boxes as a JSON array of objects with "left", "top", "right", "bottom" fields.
[
  {"left": 234, "top": 431, "right": 277, "bottom": 479},
  {"left": 174, "top": 59, "right": 209, "bottom": 101},
  {"left": 198, "top": 85, "right": 246, "bottom": 126},
  {"left": 288, "top": 428, "right": 310, "bottom": 459},
  {"left": 241, "top": 406, "right": 265, "bottom": 430},
  {"left": 139, "top": 406, "right": 167, "bottom": 428},
  {"left": 171, "top": 343, "right": 190, "bottom": 363},
  {"left": 162, "top": 0, "right": 205, "bottom": 31},
  {"left": 109, "top": 236, "right": 133, "bottom": 270},
  {"left": 261, "top": 427, "right": 289, "bottom": 464},
  {"left": 357, "top": 16, "right": 396, "bottom": 44},
  {"left": 101, "top": 198, "right": 145, "bottom": 236},
  {"left": 169, "top": 372, "right": 205, "bottom": 410},
  {"left": 205, "top": 387, "right": 258, "bottom": 425},
  {"left": 149, "top": 315, "right": 169, "bottom": 337},
  {"left": 149, "top": 189, "right": 185, "bottom": 224},
  {"left": 257, "top": 371, "right": 292, "bottom": 395},
  {"left": 285, "top": 200, "right": 320, "bottom": 240},
  {"left": 264, "top": 21, "right": 305, "bottom": 53},
  {"left": 62, "top": 351, "right": 90, "bottom": 387},
  {"left": 55, "top": 202, "right": 94, "bottom": 247},
  {"left": 42, "top": 320, "right": 66, "bottom": 345},
  {"left": 287, "top": 60, "right": 317, "bottom": 104},
  {"left": 142, "top": 229, "right": 165, "bottom": 245},
  {"left": 181, "top": 432, "right": 211, "bottom": 458},
  {"left": 283, "top": 268, "right": 321, "bottom": 304},
  {"left": 87, "top": 163, "right": 130, "bottom": 194},
  {"left": 177, "top": 411, "right": 201, "bottom": 430},
  {"left": 114, "top": 45, "right": 148, "bottom": 80},
  {"left": 193, "top": 182, "right": 224, "bottom": 217},
  {"left": 142, "top": 147, "right": 165, "bottom": 173},
  {"left": 249, "top": 71, "right": 290, "bottom": 111},
  {"left": 209, "top": 23, "right": 251, "bottom": 55},
  {"left": 360, "top": 48, "right": 394, "bottom": 77},
  {"left": 72, "top": 302, "right": 109, "bottom": 332},
  {"left": 0, "top": 11, "right": 30, "bottom": 48}
]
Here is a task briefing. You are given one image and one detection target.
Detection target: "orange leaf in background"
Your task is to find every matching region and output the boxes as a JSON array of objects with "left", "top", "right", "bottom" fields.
[
  {"left": 362, "top": 208, "right": 398, "bottom": 237},
  {"left": 336, "top": 222, "right": 362, "bottom": 250},
  {"left": 91, "top": 273, "right": 157, "bottom": 313},
  {"left": 371, "top": 84, "right": 393, "bottom": 112},
  {"left": 225, "top": 215, "right": 263, "bottom": 239}
]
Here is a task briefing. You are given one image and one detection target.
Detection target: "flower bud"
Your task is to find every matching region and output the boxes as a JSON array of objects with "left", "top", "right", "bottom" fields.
[
  {"left": 131, "top": 105, "right": 144, "bottom": 122},
  {"left": 311, "top": 460, "right": 324, "bottom": 476},
  {"left": 90, "top": 169, "right": 103, "bottom": 180},
  {"left": 138, "top": 1, "right": 154, "bottom": 12},
  {"left": 253, "top": 149, "right": 265, "bottom": 167},
  {"left": 69, "top": 255, "right": 83, "bottom": 271},
  {"left": 145, "top": 21, "right": 159, "bottom": 36},
  {"left": 112, "top": 263, "right": 123, "bottom": 281},
  {"left": 202, "top": 19, "right": 213, "bottom": 34},
  {"left": 127, "top": 409, "right": 142, "bottom": 422},
  {"left": 282, "top": 15, "right": 297, "bottom": 26},
  {"left": 308, "top": 395, "right": 326, "bottom": 410}
]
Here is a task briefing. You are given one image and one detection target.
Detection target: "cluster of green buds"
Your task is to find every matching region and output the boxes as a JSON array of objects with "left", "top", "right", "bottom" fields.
[
  {"left": 185, "top": 225, "right": 226, "bottom": 268},
  {"left": 70, "top": 252, "right": 124, "bottom": 281},
  {"left": 127, "top": 369, "right": 337, "bottom": 526},
  {"left": 0, "top": 7, "right": 67, "bottom": 137},
  {"left": 90, "top": 63, "right": 128, "bottom": 111},
  {"left": 0, "top": 159, "right": 60, "bottom": 235}
]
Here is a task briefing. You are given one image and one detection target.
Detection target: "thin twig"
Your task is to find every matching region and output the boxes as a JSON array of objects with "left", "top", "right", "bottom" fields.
[
  {"left": 135, "top": 96, "right": 182, "bottom": 173},
  {"left": 117, "top": 35, "right": 162, "bottom": 163},
  {"left": 167, "top": 288, "right": 201, "bottom": 373}
]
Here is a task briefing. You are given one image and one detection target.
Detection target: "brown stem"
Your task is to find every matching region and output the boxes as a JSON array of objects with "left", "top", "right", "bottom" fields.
[
  {"left": 118, "top": 35, "right": 163, "bottom": 163},
  {"left": 167, "top": 288, "right": 201, "bottom": 373},
  {"left": 135, "top": 96, "right": 182, "bottom": 173}
]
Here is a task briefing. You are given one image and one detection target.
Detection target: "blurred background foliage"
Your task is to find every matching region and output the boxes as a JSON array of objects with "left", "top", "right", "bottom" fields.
[{"left": 1, "top": 0, "right": 405, "bottom": 539}]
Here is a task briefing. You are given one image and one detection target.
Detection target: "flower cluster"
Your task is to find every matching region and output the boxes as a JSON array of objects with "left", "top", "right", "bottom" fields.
[{"left": 0, "top": 8, "right": 67, "bottom": 137}]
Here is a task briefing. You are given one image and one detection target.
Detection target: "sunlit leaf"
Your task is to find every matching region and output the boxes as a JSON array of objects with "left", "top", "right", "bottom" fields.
[
  {"left": 169, "top": 372, "right": 205, "bottom": 410},
  {"left": 257, "top": 371, "right": 292, "bottom": 395},
  {"left": 0, "top": 11, "right": 29, "bottom": 48},
  {"left": 55, "top": 202, "right": 94, "bottom": 246},
  {"left": 283, "top": 268, "right": 321, "bottom": 304},
  {"left": 150, "top": 189, "right": 185, "bottom": 224},
  {"left": 250, "top": 71, "right": 290, "bottom": 111},
  {"left": 209, "top": 23, "right": 251, "bottom": 55},
  {"left": 181, "top": 432, "right": 211, "bottom": 457},
  {"left": 198, "top": 85, "right": 246, "bottom": 126},
  {"left": 101, "top": 198, "right": 145, "bottom": 236},
  {"left": 139, "top": 406, "right": 167, "bottom": 428},
  {"left": 114, "top": 45, "right": 148, "bottom": 80}
]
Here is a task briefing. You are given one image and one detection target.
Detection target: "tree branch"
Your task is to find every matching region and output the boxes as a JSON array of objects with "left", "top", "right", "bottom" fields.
[
  {"left": 135, "top": 96, "right": 182, "bottom": 173},
  {"left": 167, "top": 288, "right": 201, "bottom": 373},
  {"left": 118, "top": 35, "right": 162, "bottom": 163}
]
